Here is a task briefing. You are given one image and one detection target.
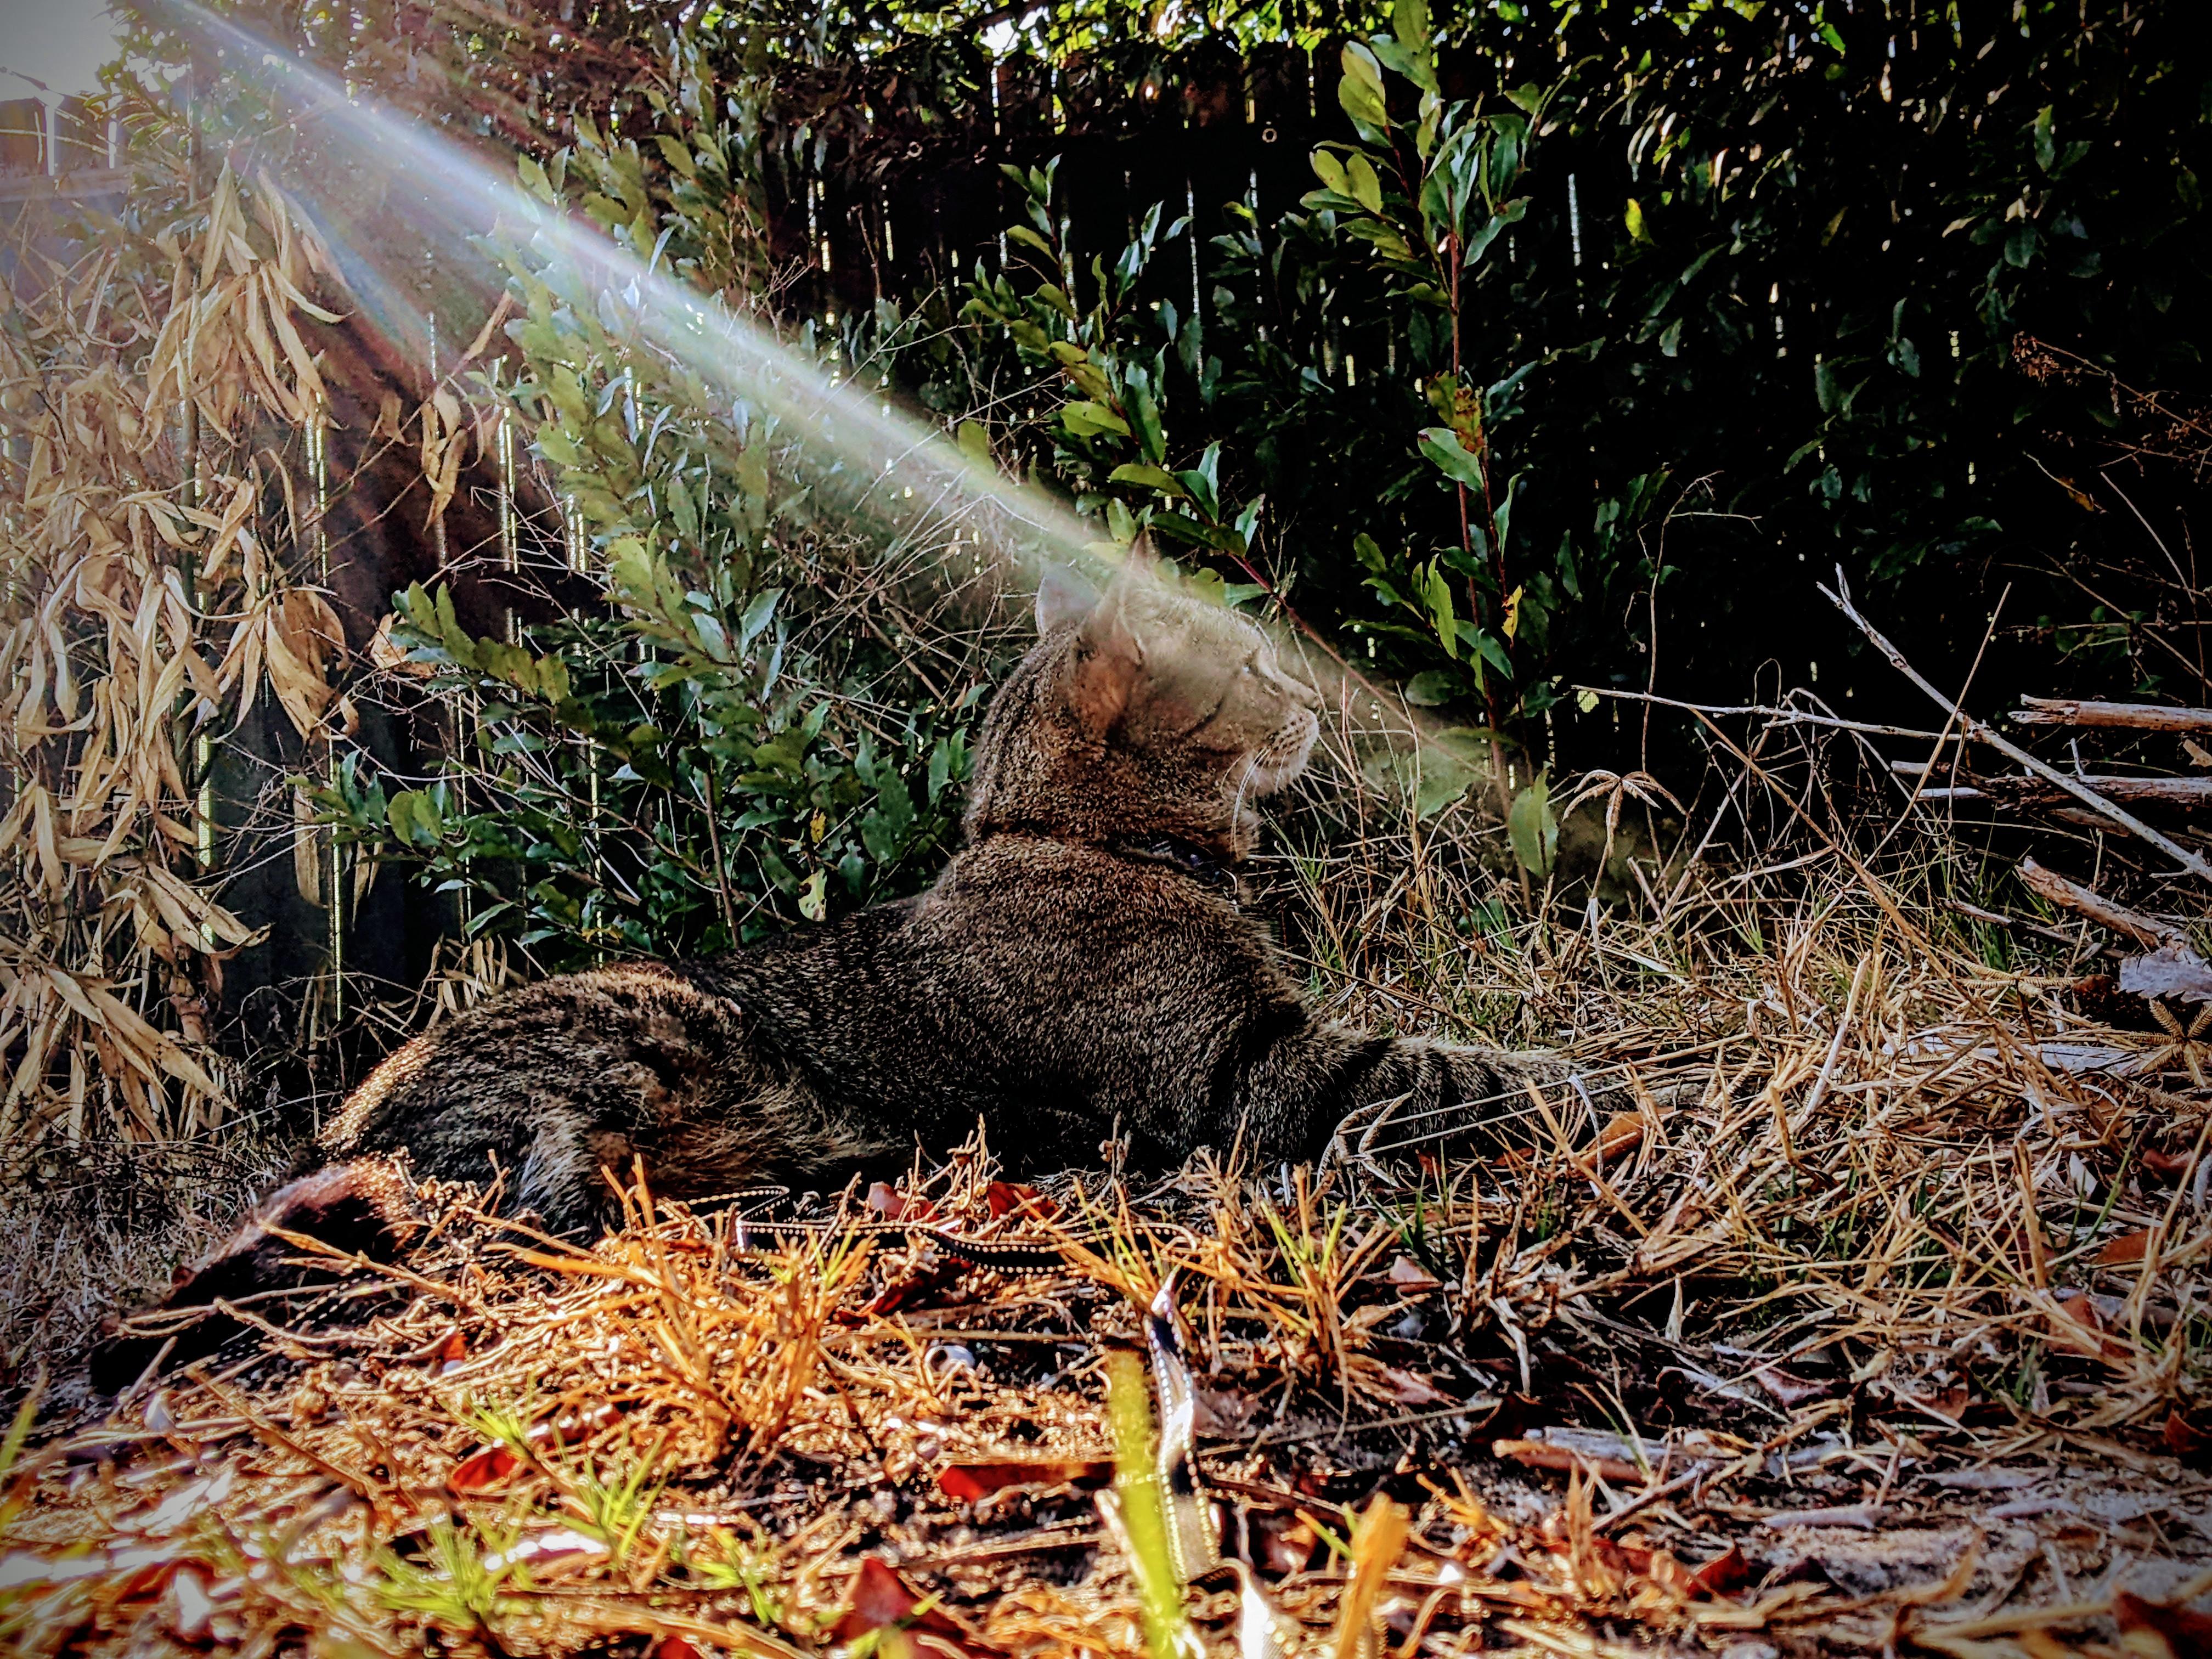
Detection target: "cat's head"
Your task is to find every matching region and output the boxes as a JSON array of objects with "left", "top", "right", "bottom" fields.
[{"left": 964, "top": 558, "right": 1321, "bottom": 857}]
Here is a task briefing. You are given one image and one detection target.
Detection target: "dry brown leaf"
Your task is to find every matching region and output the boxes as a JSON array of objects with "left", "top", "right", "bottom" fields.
[
  {"left": 1387, "top": 1254, "right": 1443, "bottom": 1292},
  {"left": 2096, "top": 1229, "right": 2153, "bottom": 1267},
  {"left": 2113, "top": 1589, "right": 2212, "bottom": 1658}
]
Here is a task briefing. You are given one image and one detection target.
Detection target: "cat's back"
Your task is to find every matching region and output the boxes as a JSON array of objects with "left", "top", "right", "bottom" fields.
[
  {"left": 322, "top": 961, "right": 753, "bottom": 1158},
  {"left": 916, "top": 836, "right": 1299, "bottom": 1069},
  {"left": 918, "top": 834, "right": 1253, "bottom": 965}
]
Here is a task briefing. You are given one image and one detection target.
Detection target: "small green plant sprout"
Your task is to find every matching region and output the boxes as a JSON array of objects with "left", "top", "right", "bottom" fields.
[
  {"left": 680, "top": 1527, "right": 785, "bottom": 1629},
  {"left": 373, "top": 1517, "right": 528, "bottom": 1644},
  {"left": 563, "top": 1438, "right": 670, "bottom": 1568},
  {"left": 0, "top": 1372, "right": 42, "bottom": 1533},
  {"left": 1506, "top": 770, "right": 1559, "bottom": 877},
  {"left": 1307, "top": 0, "right": 1560, "bottom": 716},
  {"left": 1102, "top": 1345, "right": 1201, "bottom": 1659}
]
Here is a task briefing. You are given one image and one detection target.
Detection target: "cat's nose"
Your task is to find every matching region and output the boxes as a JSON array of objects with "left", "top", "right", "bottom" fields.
[{"left": 1284, "top": 674, "right": 1320, "bottom": 709}]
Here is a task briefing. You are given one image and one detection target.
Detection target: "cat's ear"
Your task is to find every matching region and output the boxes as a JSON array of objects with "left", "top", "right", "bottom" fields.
[
  {"left": 1091, "top": 533, "right": 1158, "bottom": 614},
  {"left": 1066, "top": 590, "right": 1144, "bottom": 734},
  {"left": 1034, "top": 563, "right": 1099, "bottom": 635}
]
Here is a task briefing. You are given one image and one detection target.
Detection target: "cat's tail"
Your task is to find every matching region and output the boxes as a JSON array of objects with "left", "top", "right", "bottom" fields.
[{"left": 86, "top": 1159, "right": 421, "bottom": 1397}]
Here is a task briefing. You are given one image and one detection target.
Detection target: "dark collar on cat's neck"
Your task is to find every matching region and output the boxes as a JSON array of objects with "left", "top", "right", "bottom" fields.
[
  {"left": 976, "top": 825, "right": 1244, "bottom": 898},
  {"left": 1103, "top": 834, "right": 1242, "bottom": 897}
]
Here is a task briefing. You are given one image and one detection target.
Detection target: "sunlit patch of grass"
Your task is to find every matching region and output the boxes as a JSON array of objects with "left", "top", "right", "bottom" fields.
[
  {"left": 374, "top": 1517, "right": 530, "bottom": 1643},
  {"left": 676, "top": 1528, "right": 786, "bottom": 1629},
  {"left": 1245, "top": 1171, "right": 1394, "bottom": 1407},
  {"left": 565, "top": 1441, "right": 669, "bottom": 1567}
]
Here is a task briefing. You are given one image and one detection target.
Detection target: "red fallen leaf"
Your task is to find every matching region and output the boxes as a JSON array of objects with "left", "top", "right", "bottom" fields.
[
  {"left": 1387, "top": 1255, "right": 1443, "bottom": 1293},
  {"left": 2113, "top": 1589, "right": 2212, "bottom": 1657},
  {"left": 2165, "top": 1409, "right": 2212, "bottom": 1468},
  {"left": 1687, "top": 1543, "right": 1752, "bottom": 1599},
  {"left": 2096, "top": 1229, "right": 2154, "bottom": 1267},
  {"left": 883, "top": 1261, "right": 964, "bottom": 1314},
  {"left": 653, "top": 1638, "right": 705, "bottom": 1659},
  {"left": 2142, "top": 1149, "right": 2196, "bottom": 1181},
  {"left": 2049, "top": 1289, "right": 2130, "bottom": 1358},
  {"left": 436, "top": 1330, "right": 467, "bottom": 1366},
  {"left": 831, "top": 1556, "right": 932, "bottom": 1636},
  {"left": 1380, "top": 1367, "right": 1452, "bottom": 1406},
  {"left": 867, "top": 1182, "right": 939, "bottom": 1222},
  {"left": 853, "top": 1248, "right": 973, "bottom": 1318},
  {"left": 983, "top": 1182, "right": 1057, "bottom": 1221},
  {"left": 830, "top": 1557, "right": 999, "bottom": 1658},
  {"left": 448, "top": 1443, "right": 521, "bottom": 1493},
  {"left": 936, "top": 1458, "right": 1111, "bottom": 1502}
]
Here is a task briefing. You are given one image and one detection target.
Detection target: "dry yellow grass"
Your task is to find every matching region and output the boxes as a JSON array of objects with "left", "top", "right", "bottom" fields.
[{"left": 6, "top": 820, "right": 2209, "bottom": 1657}]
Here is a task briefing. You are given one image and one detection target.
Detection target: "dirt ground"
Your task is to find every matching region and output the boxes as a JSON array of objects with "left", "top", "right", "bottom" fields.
[{"left": 7, "top": 918, "right": 2210, "bottom": 1659}]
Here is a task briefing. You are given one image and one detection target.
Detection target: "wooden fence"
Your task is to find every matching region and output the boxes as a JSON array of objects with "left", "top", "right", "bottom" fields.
[{"left": 769, "top": 44, "right": 1348, "bottom": 325}]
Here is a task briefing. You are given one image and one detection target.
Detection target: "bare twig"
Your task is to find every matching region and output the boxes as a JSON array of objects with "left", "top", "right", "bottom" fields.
[
  {"left": 1824, "top": 569, "right": 2212, "bottom": 883},
  {"left": 2017, "top": 857, "right": 2187, "bottom": 950},
  {"left": 1889, "top": 761, "right": 2212, "bottom": 808},
  {"left": 1575, "top": 685, "right": 1954, "bottom": 743}
]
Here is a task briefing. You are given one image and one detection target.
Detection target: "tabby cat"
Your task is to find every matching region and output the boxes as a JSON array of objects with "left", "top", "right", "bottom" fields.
[{"left": 95, "top": 567, "right": 1568, "bottom": 1385}]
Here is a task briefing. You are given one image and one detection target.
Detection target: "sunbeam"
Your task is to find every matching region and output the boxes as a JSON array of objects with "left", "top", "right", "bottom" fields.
[{"left": 153, "top": 0, "right": 1457, "bottom": 780}]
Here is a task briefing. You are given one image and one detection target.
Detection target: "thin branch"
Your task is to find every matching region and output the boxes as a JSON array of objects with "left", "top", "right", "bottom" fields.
[
  {"left": 1575, "top": 685, "right": 1955, "bottom": 743},
  {"left": 1822, "top": 568, "right": 2212, "bottom": 885},
  {"left": 2016, "top": 857, "right": 2186, "bottom": 950}
]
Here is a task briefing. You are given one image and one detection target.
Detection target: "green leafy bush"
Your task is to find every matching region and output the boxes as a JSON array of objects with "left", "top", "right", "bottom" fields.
[
  {"left": 962, "top": 1, "right": 1594, "bottom": 738},
  {"left": 926, "top": 0, "right": 2209, "bottom": 729},
  {"left": 321, "top": 52, "right": 985, "bottom": 965}
]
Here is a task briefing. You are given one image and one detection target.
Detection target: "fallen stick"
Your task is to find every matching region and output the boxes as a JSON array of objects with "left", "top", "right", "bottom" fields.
[
  {"left": 2028, "top": 775, "right": 2212, "bottom": 805},
  {"left": 1574, "top": 685, "right": 1954, "bottom": 743},
  {"left": 1888, "top": 759, "right": 2212, "bottom": 808},
  {"left": 1491, "top": 1437, "right": 1642, "bottom": 1483},
  {"left": 2017, "top": 857, "right": 2188, "bottom": 949},
  {"left": 1825, "top": 569, "right": 2212, "bottom": 883},
  {"left": 2013, "top": 696, "right": 2212, "bottom": 733},
  {"left": 1943, "top": 896, "right": 2095, "bottom": 951}
]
